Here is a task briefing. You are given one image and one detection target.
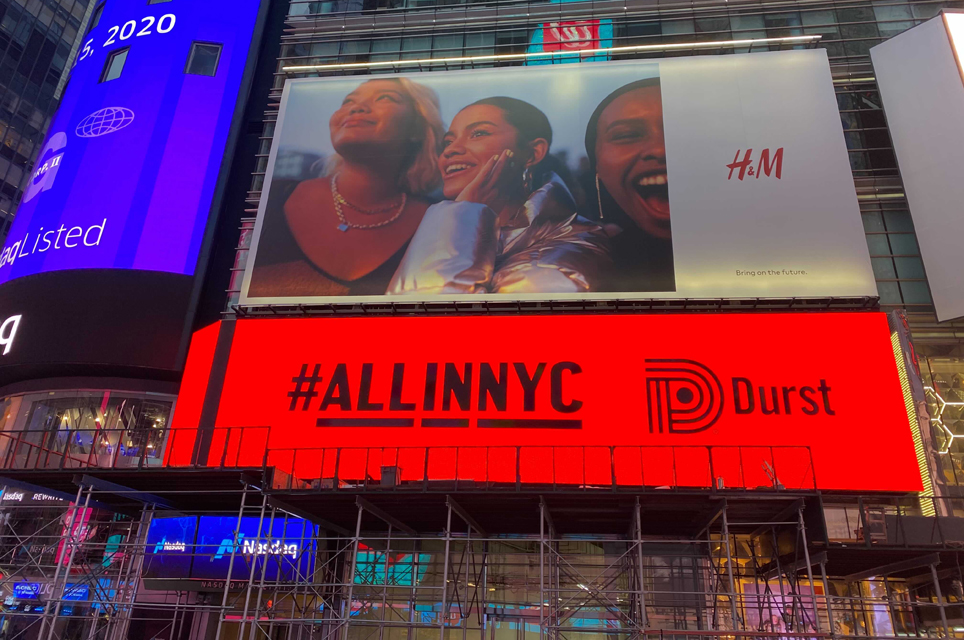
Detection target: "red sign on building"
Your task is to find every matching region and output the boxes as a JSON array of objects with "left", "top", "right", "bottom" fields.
[
  {"left": 171, "top": 313, "right": 922, "bottom": 493},
  {"left": 541, "top": 20, "right": 601, "bottom": 52}
]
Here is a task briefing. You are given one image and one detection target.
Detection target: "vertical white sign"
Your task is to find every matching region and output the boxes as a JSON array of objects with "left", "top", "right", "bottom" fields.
[{"left": 872, "top": 13, "right": 964, "bottom": 321}]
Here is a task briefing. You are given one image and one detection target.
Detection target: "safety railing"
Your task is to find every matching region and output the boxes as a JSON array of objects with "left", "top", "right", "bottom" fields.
[
  {"left": 0, "top": 426, "right": 270, "bottom": 471},
  {"left": 264, "top": 445, "right": 816, "bottom": 493},
  {"left": 824, "top": 495, "right": 964, "bottom": 548}
]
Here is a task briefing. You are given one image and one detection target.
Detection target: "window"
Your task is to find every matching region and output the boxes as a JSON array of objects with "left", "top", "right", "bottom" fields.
[
  {"left": 185, "top": 42, "right": 222, "bottom": 77},
  {"left": 89, "top": 2, "right": 105, "bottom": 30},
  {"left": 100, "top": 47, "right": 129, "bottom": 83}
]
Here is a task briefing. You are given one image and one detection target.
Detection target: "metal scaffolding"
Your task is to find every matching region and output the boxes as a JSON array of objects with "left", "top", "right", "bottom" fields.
[
  {"left": 0, "top": 474, "right": 962, "bottom": 640},
  {"left": 204, "top": 488, "right": 955, "bottom": 640},
  {"left": 0, "top": 476, "right": 222, "bottom": 640}
]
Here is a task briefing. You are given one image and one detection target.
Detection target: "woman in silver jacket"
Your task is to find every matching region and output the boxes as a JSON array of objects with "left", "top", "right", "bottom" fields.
[{"left": 387, "top": 97, "right": 610, "bottom": 295}]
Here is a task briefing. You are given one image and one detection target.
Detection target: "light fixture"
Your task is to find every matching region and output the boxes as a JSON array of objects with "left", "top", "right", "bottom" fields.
[
  {"left": 892, "top": 329, "right": 935, "bottom": 517},
  {"left": 283, "top": 35, "right": 821, "bottom": 73},
  {"left": 832, "top": 76, "right": 876, "bottom": 84},
  {"left": 856, "top": 192, "right": 905, "bottom": 200},
  {"left": 925, "top": 385, "right": 964, "bottom": 454}
]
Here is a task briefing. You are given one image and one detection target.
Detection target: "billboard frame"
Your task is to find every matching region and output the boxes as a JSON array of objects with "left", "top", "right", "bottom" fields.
[{"left": 239, "top": 50, "right": 876, "bottom": 309}]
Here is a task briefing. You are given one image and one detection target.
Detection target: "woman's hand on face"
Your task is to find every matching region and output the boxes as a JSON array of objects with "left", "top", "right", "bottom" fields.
[{"left": 454, "top": 149, "right": 518, "bottom": 215}]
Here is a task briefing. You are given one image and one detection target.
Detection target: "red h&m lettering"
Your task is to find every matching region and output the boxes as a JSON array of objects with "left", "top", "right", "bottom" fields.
[
  {"left": 757, "top": 147, "right": 783, "bottom": 179},
  {"left": 727, "top": 148, "right": 784, "bottom": 180}
]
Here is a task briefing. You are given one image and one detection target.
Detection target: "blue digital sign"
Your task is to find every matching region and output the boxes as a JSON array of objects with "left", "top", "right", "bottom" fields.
[
  {"left": 192, "top": 516, "right": 315, "bottom": 582},
  {"left": 144, "top": 515, "right": 315, "bottom": 582},
  {"left": 11, "top": 582, "right": 87, "bottom": 600},
  {"left": 62, "top": 584, "right": 89, "bottom": 601},
  {"left": 0, "top": 0, "right": 264, "bottom": 284},
  {"left": 143, "top": 516, "right": 198, "bottom": 580},
  {"left": 12, "top": 583, "right": 41, "bottom": 599}
]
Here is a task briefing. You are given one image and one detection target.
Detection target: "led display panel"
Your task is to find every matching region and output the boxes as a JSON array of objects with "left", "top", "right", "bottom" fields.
[
  {"left": 192, "top": 516, "right": 315, "bottom": 582},
  {"left": 143, "top": 516, "right": 198, "bottom": 580},
  {"left": 0, "top": 0, "right": 263, "bottom": 284},
  {"left": 172, "top": 313, "right": 922, "bottom": 492},
  {"left": 871, "top": 12, "right": 964, "bottom": 321},
  {"left": 241, "top": 49, "right": 874, "bottom": 305},
  {"left": 144, "top": 515, "right": 314, "bottom": 582}
]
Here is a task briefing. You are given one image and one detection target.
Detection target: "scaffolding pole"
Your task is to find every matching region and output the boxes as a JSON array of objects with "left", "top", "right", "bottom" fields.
[
  {"left": 930, "top": 562, "right": 951, "bottom": 638},
  {"left": 721, "top": 503, "right": 742, "bottom": 630},
  {"left": 440, "top": 498, "right": 453, "bottom": 640},
  {"left": 340, "top": 501, "right": 363, "bottom": 640},
  {"left": 110, "top": 502, "right": 154, "bottom": 640},
  {"left": 797, "top": 506, "right": 821, "bottom": 634},
  {"left": 634, "top": 499, "right": 648, "bottom": 633},
  {"left": 41, "top": 484, "right": 90, "bottom": 640},
  {"left": 215, "top": 481, "right": 250, "bottom": 640}
]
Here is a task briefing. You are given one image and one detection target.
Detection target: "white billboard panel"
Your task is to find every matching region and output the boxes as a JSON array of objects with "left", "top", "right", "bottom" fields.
[
  {"left": 872, "top": 13, "right": 964, "bottom": 321},
  {"left": 241, "top": 49, "right": 875, "bottom": 305}
]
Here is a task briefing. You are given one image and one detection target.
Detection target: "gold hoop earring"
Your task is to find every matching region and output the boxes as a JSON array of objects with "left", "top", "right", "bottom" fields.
[{"left": 595, "top": 173, "right": 604, "bottom": 221}]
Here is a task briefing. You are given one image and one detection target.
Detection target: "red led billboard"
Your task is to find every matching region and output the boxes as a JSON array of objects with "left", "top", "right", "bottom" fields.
[{"left": 171, "top": 313, "right": 922, "bottom": 492}]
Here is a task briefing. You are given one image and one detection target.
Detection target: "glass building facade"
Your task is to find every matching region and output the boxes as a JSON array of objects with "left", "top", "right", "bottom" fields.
[
  {"left": 256, "top": 0, "right": 964, "bottom": 329},
  {"left": 0, "top": 0, "right": 92, "bottom": 240}
]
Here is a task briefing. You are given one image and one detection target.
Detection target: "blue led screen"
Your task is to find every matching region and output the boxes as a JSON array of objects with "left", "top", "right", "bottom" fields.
[
  {"left": 193, "top": 516, "right": 315, "bottom": 582},
  {"left": 143, "top": 516, "right": 197, "bottom": 580},
  {"left": 0, "top": 0, "right": 263, "bottom": 284},
  {"left": 144, "top": 516, "right": 315, "bottom": 582}
]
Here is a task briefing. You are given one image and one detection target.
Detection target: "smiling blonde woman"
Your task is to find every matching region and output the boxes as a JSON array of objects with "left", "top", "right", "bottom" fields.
[{"left": 247, "top": 77, "right": 445, "bottom": 298}]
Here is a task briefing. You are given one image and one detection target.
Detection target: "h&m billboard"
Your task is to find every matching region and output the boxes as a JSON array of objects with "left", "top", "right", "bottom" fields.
[
  {"left": 241, "top": 49, "right": 875, "bottom": 305},
  {"left": 171, "top": 313, "right": 923, "bottom": 492}
]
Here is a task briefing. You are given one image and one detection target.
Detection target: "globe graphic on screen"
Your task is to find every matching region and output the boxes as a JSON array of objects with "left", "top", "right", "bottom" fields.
[{"left": 75, "top": 107, "right": 135, "bottom": 138}]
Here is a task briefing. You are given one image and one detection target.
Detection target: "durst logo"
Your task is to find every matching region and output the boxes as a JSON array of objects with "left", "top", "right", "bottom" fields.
[
  {"left": 646, "top": 359, "right": 724, "bottom": 434},
  {"left": 646, "top": 359, "right": 837, "bottom": 434}
]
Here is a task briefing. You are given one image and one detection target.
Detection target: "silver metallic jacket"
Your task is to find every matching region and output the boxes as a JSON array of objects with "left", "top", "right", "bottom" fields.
[{"left": 387, "top": 174, "right": 611, "bottom": 294}]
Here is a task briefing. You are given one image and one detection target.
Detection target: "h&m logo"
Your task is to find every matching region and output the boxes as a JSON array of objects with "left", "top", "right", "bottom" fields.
[
  {"left": 727, "top": 148, "right": 783, "bottom": 181},
  {"left": 646, "top": 359, "right": 836, "bottom": 434}
]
